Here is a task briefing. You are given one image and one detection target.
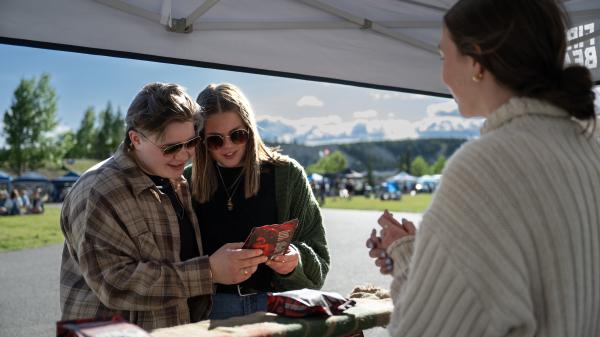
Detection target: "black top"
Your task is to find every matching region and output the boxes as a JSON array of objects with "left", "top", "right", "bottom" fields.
[
  {"left": 148, "top": 175, "right": 199, "bottom": 261},
  {"left": 193, "top": 163, "right": 277, "bottom": 292}
]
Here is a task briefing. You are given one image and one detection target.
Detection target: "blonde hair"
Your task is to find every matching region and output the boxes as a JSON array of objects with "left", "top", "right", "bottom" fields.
[{"left": 192, "top": 83, "right": 286, "bottom": 203}]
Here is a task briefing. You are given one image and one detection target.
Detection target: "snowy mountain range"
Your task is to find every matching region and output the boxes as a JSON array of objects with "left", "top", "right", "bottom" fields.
[{"left": 257, "top": 107, "right": 484, "bottom": 145}]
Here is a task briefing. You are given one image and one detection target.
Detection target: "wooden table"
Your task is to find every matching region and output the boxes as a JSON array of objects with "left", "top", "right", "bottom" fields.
[{"left": 151, "top": 298, "right": 393, "bottom": 337}]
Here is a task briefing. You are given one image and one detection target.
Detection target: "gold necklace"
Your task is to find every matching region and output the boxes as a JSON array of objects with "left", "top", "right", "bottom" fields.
[{"left": 215, "top": 165, "right": 244, "bottom": 211}]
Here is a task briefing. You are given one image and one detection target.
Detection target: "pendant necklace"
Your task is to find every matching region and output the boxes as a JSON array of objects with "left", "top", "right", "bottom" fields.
[{"left": 216, "top": 165, "right": 244, "bottom": 211}]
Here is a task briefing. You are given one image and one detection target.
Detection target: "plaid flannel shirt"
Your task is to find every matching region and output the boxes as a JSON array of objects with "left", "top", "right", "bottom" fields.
[{"left": 60, "top": 144, "right": 213, "bottom": 331}]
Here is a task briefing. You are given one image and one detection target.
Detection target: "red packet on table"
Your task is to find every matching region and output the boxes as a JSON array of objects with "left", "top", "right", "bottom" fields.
[{"left": 242, "top": 219, "right": 299, "bottom": 258}]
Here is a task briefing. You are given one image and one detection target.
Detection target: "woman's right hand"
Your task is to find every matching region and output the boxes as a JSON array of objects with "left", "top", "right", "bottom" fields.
[{"left": 209, "top": 242, "right": 268, "bottom": 284}]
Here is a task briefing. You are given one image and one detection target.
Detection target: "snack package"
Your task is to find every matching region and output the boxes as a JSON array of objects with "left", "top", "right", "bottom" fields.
[
  {"left": 267, "top": 288, "right": 356, "bottom": 317},
  {"left": 57, "top": 315, "right": 151, "bottom": 337},
  {"left": 242, "top": 218, "right": 299, "bottom": 258}
]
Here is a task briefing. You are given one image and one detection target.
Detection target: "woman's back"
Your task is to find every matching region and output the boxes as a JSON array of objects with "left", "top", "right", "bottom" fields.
[{"left": 422, "top": 97, "right": 600, "bottom": 336}]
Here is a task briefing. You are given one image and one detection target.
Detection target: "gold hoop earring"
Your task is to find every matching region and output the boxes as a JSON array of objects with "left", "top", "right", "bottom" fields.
[{"left": 472, "top": 72, "right": 483, "bottom": 82}]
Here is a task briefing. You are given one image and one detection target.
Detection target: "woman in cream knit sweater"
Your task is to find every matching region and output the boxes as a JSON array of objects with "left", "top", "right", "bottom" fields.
[{"left": 368, "top": 0, "right": 600, "bottom": 336}]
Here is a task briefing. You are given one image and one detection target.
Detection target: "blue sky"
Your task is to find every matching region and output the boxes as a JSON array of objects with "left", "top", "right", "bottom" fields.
[{"left": 8, "top": 43, "right": 598, "bottom": 146}]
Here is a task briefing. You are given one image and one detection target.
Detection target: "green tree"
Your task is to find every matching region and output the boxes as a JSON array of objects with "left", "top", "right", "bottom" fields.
[
  {"left": 308, "top": 150, "right": 348, "bottom": 174},
  {"left": 410, "top": 155, "right": 429, "bottom": 177},
  {"left": 93, "top": 103, "right": 125, "bottom": 159},
  {"left": 110, "top": 107, "right": 125, "bottom": 150},
  {"left": 2, "top": 74, "right": 58, "bottom": 174},
  {"left": 430, "top": 155, "right": 446, "bottom": 174},
  {"left": 41, "top": 131, "right": 76, "bottom": 169},
  {"left": 68, "top": 106, "right": 96, "bottom": 158}
]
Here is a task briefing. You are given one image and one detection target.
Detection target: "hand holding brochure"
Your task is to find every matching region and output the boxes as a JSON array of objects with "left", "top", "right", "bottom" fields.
[{"left": 242, "top": 219, "right": 299, "bottom": 258}]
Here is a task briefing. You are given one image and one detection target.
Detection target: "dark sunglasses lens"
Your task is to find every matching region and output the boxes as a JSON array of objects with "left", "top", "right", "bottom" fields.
[
  {"left": 206, "top": 135, "right": 224, "bottom": 150},
  {"left": 162, "top": 137, "right": 200, "bottom": 154},
  {"left": 184, "top": 137, "right": 201, "bottom": 149},
  {"left": 230, "top": 130, "right": 249, "bottom": 144},
  {"left": 162, "top": 144, "right": 184, "bottom": 155}
]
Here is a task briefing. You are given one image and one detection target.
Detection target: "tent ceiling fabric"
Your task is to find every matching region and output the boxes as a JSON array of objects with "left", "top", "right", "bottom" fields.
[{"left": 0, "top": 0, "right": 598, "bottom": 97}]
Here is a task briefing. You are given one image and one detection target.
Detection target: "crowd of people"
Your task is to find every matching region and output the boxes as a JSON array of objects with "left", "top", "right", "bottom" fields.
[
  {"left": 0, "top": 187, "right": 46, "bottom": 216},
  {"left": 54, "top": 0, "right": 599, "bottom": 336}
]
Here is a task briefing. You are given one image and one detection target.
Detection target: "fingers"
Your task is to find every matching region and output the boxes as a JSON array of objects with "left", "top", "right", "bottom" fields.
[
  {"left": 240, "top": 264, "right": 258, "bottom": 276},
  {"left": 374, "top": 256, "right": 393, "bottom": 274},
  {"left": 378, "top": 210, "right": 403, "bottom": 229},
  {"left": 366, "top": 229, "right": 380, "bottom": 249},
  {"left": 369, "top": 247, "right": 386, "bottom": 259},
  {"left": 235, "top": 248, "right": 266, "bottom": 259},
  {"left": 222, "top": 242, "right": 244, "bottom": 250},
  {"left": 401, "top": 218, "right": 417, "bottom": 234},
  {"left": 239, "top": 254, "right": 268, "bottom": 268},
  {"left": 380, "top": 265, "right": 392, "bottom": 275}
]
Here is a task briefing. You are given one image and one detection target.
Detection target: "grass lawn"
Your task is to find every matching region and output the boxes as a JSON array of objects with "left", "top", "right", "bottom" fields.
[
  {"left": 65, "top": 158, "right": 100, "bottom": 174},
  {"left": 0, "top": 207, "right": 63, "bottom": 252},
  {"left": 0, "top": 194, "right": 433, "bottom": 252},
  {"left": 321, "top": 193, "right": 432, "bottom": 213}
]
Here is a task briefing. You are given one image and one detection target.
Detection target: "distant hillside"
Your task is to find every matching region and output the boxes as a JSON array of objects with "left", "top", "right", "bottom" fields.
[{"left": 269, "top": 138, "right": 467, "bottom": 171}]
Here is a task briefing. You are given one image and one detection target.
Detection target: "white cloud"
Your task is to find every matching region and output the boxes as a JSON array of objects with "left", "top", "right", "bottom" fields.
[
  {"left": 257, "top": 100, "right": 483, "bottom": 144},
  {"left": 296, "top": 95, "right": 324, "bottom": 107},
  {"left": 353, "top": 109, "right": 378, "bottom": 119},
  {"left": 426, "top": 99, "right": 458, "bottom": 117},
  {"left": 44, "top": 124, "right": 73, "bottom": 138},
  {"left": 369, "top": 91, "right": 429, "bottom": 100}
]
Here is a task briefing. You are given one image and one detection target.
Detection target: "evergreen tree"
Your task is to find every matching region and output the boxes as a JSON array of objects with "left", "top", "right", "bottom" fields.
[
  {"left": 93, "top": 102, "right": 124, "bottom": 158},
  {"left": 109, "top": 107, "right": 125, "bottom": 151},
  {"left": 67, "top": 106, "right": 96, "bottom": 158},
  {"left": 2, "top": 74, "right": 58, "bottom": 174}
]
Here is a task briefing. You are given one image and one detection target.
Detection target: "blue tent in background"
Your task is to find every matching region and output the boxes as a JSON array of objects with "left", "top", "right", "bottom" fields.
[
  {"left": 0, "top": 170, "right": 12, "bottom": 192},
  {"left": 51, "top": 171, "right": 80, "bottom": 202},
  {"left": 13, "top": 171, "right": 50, "bottom": 183},
  {"left": 12, "top": 171, "right": 51, "bottom": 197}
]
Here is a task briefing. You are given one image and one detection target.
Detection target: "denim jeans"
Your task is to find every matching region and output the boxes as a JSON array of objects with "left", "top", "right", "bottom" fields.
[{"left": 209, "top": 292, "right": 268, "bottom": 320}]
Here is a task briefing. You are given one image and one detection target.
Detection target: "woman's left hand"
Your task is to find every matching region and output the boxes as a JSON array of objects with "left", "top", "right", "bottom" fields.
[
  {"left": 378, "top": 210, "right": 416, "bottom": 249},
  {"left": 266, "top": 245, "right": 300, "bottom": 275}
]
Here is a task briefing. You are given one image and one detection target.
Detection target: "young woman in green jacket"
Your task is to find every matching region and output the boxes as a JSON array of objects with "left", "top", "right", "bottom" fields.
[{"left": 184, "top": 83, "right": 330, "bottom": 319}]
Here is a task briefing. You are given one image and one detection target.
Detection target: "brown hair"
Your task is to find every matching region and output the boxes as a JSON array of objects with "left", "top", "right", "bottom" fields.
[
  {"left": 192, "top": 83, "right": 286, "bottom": 202},
  {"left": 444, "top": 0, "right": 596, "bottom": 129},
  {"left": 124, "top": 83, "right": 200, "bottom": 149}
]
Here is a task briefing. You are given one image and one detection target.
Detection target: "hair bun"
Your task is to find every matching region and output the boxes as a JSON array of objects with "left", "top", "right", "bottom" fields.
[{"left": 545, "top": 65, "right": 596, "bottom": 120}]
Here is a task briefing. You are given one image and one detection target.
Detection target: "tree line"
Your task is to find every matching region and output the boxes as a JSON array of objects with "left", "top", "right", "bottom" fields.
[
  {"left": 1, "top": 74, "right": 125, "bottom": 175},
  {"left": 307, "top": 150, "right": 447, "bottom": 177}
]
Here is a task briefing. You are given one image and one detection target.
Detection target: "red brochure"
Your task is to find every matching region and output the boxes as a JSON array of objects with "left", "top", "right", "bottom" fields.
[{"left": 242, "top": 219, "right": 299, "bottom": 258}]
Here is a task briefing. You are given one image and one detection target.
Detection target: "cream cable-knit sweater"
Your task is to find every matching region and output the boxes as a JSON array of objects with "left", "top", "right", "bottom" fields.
[{"left": 387, "top": 97, "right": 600, "bottom": 337}]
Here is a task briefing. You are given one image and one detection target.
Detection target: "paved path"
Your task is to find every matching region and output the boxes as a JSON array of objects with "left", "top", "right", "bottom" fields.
[{"left": 0, "top": 208, "right": 422, "bottom": 337}]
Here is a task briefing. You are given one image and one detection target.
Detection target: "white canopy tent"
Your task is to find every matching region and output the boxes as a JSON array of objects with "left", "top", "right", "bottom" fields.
[{"left": 1, "top": 0, "right": 598, "bottom": 97}]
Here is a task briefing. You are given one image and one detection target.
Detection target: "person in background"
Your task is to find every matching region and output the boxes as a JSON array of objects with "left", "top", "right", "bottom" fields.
[
  {"left": 20, "top": 189, "right": 30, "bottom": 212},
  {"left": 186, "top": 83, "right": 329, "bottom": 320},
  {"left": 5, "top": 189, "right": 22, "bottom": 215},
  {"left": 28, "top": 187, "right": 46, "bottom": 214},
  {"left": 367, "top": 0, "right": 600, "bottom": 336},
  {"left": 60, "top": 83, "right": 267, "bottom": 330},
  {"left": 0, "top": 190, "right": 8, "bottom": 215}
]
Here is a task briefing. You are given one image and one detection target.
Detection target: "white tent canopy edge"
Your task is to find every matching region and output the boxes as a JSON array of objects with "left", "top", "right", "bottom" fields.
[{"left": 0, "top": 0, "right": 598, "bottom": 97}]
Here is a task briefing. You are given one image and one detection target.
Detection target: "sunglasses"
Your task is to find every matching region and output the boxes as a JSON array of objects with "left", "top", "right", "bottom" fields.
[
  {"left": 138, "top": 131, "right": 201, "bottom": 155},
  {"left": 204, "top": 129, "right": 250, "bottom": 150}
]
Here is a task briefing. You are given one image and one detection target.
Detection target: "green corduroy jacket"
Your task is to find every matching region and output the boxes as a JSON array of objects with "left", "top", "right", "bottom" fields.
[{"left": 183, "top": 157, "right": 330, "bottom": 290}]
